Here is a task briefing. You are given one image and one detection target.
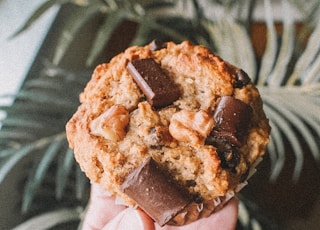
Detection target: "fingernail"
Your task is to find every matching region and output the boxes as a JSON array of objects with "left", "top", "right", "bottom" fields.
[{"left": 103, "top": 208, "right": 144, "bottom": 230}]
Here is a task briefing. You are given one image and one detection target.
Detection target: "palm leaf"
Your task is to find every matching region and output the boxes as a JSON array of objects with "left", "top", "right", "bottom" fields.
[
  {"left": 75, "top": 165, "right": 88, "bottom": 200},
  {"left": 0, "top": 63, "right": 88, "bottom": 217},
  {"left": 262, "top": 92, "right": 320, "bottom": 180},
  {"left": 0, "top": 130, "right": 37, "bottom": 143},
  {"left": 288, "top": 0, "right": 320, "bottom": 26},
  {"left": 267, "top": 0, "right": 295, "bottom": 86},
  {"left": 86, "top": 10, "right": 127, "bottom": 66},
  {"left": 56, "top": 148, "right": 75, "bottom": 200},
  {"left": 287, "top": 21, "right": 320, "bottom": 85},
  {"left": 254, "top": 0, "right": 320, "bottom": 180},
  {"left": 9, "top": 0, "right": 71, "bottom": 38},
  {"left": 221, "top": 20, "right": 257, "bottom": 79},
  {"left": 22, "top": 137, "right": 65, "bottom": 212},
  {"left": 0, "top": 117, "right": 44, "bottom": 130},
  {"left": 12, "top": 208, "right": 81, "bottom": 230},
  {"left": 129, "top": 20, "right": 153, "bottom": 46},
  {"left": 303, "top": 55, "right": 320, "bottom": 84},
  {"left": 264, "top": 102, "right": 304, "bottom": 181},
  {"left": 257, "top": 0, "right": 278, "bottom": 85},
  {"left": 267, "top": 120, "right": 286, "bottom": 181},
  {"left": 0, "top": 132, "right": 65, "bottom": 184},
  {"left": 52, "top": 3, "right": 103, "bottom": 65},
  {"left": 275, "top": 95, "right": 320, "bottom": 160}
]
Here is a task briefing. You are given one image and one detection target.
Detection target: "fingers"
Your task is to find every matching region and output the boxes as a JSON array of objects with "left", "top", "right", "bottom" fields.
[
  {"left": 198, "top": 197, "right": 239, "bottom": 230},
  {"left": 102, "top": 208, "right": 155, "bottom": 230},
  {"left": 81, "top": 183, "right": 126, "bottom": 230},
  {"left": 104, "top": 198, "right": 238, "bottom": 230},
  {"left": 155, "top": 197, "right": 239, "bottom": 230},
  {"left": 82, "top": 183, "right": 238, "bottom": 230}
]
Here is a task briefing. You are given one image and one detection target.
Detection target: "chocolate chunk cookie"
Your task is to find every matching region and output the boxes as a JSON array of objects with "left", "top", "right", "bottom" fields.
[{"left": 66, "top": 41, "right": 270, "bottom": 226}]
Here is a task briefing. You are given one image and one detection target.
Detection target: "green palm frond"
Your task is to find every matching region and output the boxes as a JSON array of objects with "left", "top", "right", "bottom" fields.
[
  {"left": 265, "top": 0, "right": 295, "bottom": 87},
  {"left": 9, "top": 0, "right": 70, "bottom": 38},
  {"left": 255, "top": 0, "right": 320, "bottom": 181},
  {"left": 22, "top": 136, "right": 65, "bottom": 212},
  {"left": 86, "top": 9, "right": 128, "bottom": 66},
  {"left": 12, "top": 208, "right": 82, "bottom": 230},
  {"left": 0, "top": 65, "right": 90, "bottom": 214},
  {"left": 53, "top": 2, "right": 104, "bottom": 65},
  {"left": 56, "top": 148, "right": 75, "bottom": 199},
  {"left": 257, "top": 0, "right": 278, "bottom": 85}
]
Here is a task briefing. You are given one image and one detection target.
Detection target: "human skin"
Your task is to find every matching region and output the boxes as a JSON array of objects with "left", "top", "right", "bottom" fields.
[{"left": 81, "top": 183, "right": 239, "bottom": 230}]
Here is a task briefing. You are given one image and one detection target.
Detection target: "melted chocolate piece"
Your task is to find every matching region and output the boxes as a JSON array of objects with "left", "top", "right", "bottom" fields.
[
  {"left": 213, "top": 96, "right": 252, "bottom": 146},
  {"left": 217, "top": 139, "right": 240, "bottom": 171},
  {"left": 205, "top": 136, "right": 240, "bottom": 172},
  {"left": 121, "top": 158, "right": 192, "bottom": 226},
  {"left": 127, "top": 58, "right": 180, "bottom": 108},
  {"left": 150, "top": 39, "right": 167, "bottom": 51},
  {"left": 234, "top": 69, "right": 251, "bottom": 88}
]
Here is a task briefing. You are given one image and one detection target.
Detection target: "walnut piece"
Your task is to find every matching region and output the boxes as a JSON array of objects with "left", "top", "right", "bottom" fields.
[
  {"left": 169, "top": 110, "right": 214, "bottom": 145},
  {"left": 90, "top": 105, "right": 129, "bottom": 141}
]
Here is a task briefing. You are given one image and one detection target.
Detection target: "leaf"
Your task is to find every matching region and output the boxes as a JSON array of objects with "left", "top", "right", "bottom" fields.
[
  {"left": 1, "top": 117, "right": 43, "bottom": 129},
  {"left": 201, "top": 20, "right": 224, "bottom": 53},
  {"left": 53, "top": 4, "right": 102, "bottom": 65},
  {"left": 86, "top": 10, "right": 127, "bottom": 66},
  {"left": 15, "top": 89, "right": 77, "bottom": 109},
  {"left": 9, "top": 0, "right": 69, "bottom": 38},
  {"left": 267, "top": 120, "right": 286, "bottom": 181},
  {"left": 12, "top": 208, "right": 81, "bottom": 230},
  {"left": 257, "top": 0, "right": 278, "bottom": 85},
  {"left": 269, "top": 95, "right": 319, "bottom": 156},
  {"left": 132, "top": 16, "right": 190, "bottom": 42},
  {"left": 24, "top": 78, "right": 64, "bottom": 90},
  {"left": 22, "top": 138, "right": 64, "bottom": 212},
  {"left": 142, "top": 1, "right": 176, "bottom": 11},
  {"left": 267, "top": 0, "right": 295, "bottom": 86},
  {"left": 274, "top": 96, "right": 320, "bottom": 162},
  {"left": 0, "top": 145, "right": 35, "bottom": 184},
  {"left": 289, "top": 0, "right": 320, "bottom": 25},
  {"left": 224, "top": 20, "right": 256, "bottom": 79},
  {"left": 263, "top": 101, "right": 304, "bottom": 181},
  {"left": 201, "top": 19, "right": 256, "bottom": 78},
  {"left": 56, "top": 148, "right": 75, "bottom": 199},
  {"left": 287, "top": 21, "right": 320, "bottom": 85},
  {"left": 130, "top": 22, "right": 152, "bottom": 46},
  {"left": 213, "top": 21, "right": 236, "bottom": 63},
  {"left": 302, "top": 53, "right": 320, "bottom": 84},
  {"left": 0, "top": 130, "right": 36, "bottom": 141},
  {"left": 75, "top": 165, "right": 88, "bottom": 200},
  {"left": 0, "top": 149, "right": 18, "bottom": 158}
]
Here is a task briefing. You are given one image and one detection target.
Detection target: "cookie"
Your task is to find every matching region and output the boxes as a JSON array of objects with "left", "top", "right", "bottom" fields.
[{"left": 66, "top": 41, "right": 270, "bottom": 226}]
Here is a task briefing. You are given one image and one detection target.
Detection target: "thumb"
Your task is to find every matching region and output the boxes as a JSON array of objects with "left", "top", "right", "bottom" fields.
[{"left": 103, "top": 208, "right": 155, "bottom": 230}]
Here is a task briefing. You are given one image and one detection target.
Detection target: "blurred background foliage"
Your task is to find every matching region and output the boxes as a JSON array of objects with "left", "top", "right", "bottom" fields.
[{"left": 1, "top": 0, "right": 320, "bottom": 229}]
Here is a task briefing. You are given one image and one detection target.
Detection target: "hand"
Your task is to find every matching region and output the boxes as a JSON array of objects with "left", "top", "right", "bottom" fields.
[{"left": 81, "top": 183, "right": 239, "bottom": 230}]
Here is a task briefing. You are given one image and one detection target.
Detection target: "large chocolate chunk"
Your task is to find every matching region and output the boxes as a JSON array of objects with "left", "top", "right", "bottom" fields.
[
  {"left": 213, "top": 96, "right": 253, "bottom": 146},
  {"left": 127, "top": 58, "right": 180, "bottom": 108},
  {"left": 121, "top": 158, "right": 192, "bottom": 226}
]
